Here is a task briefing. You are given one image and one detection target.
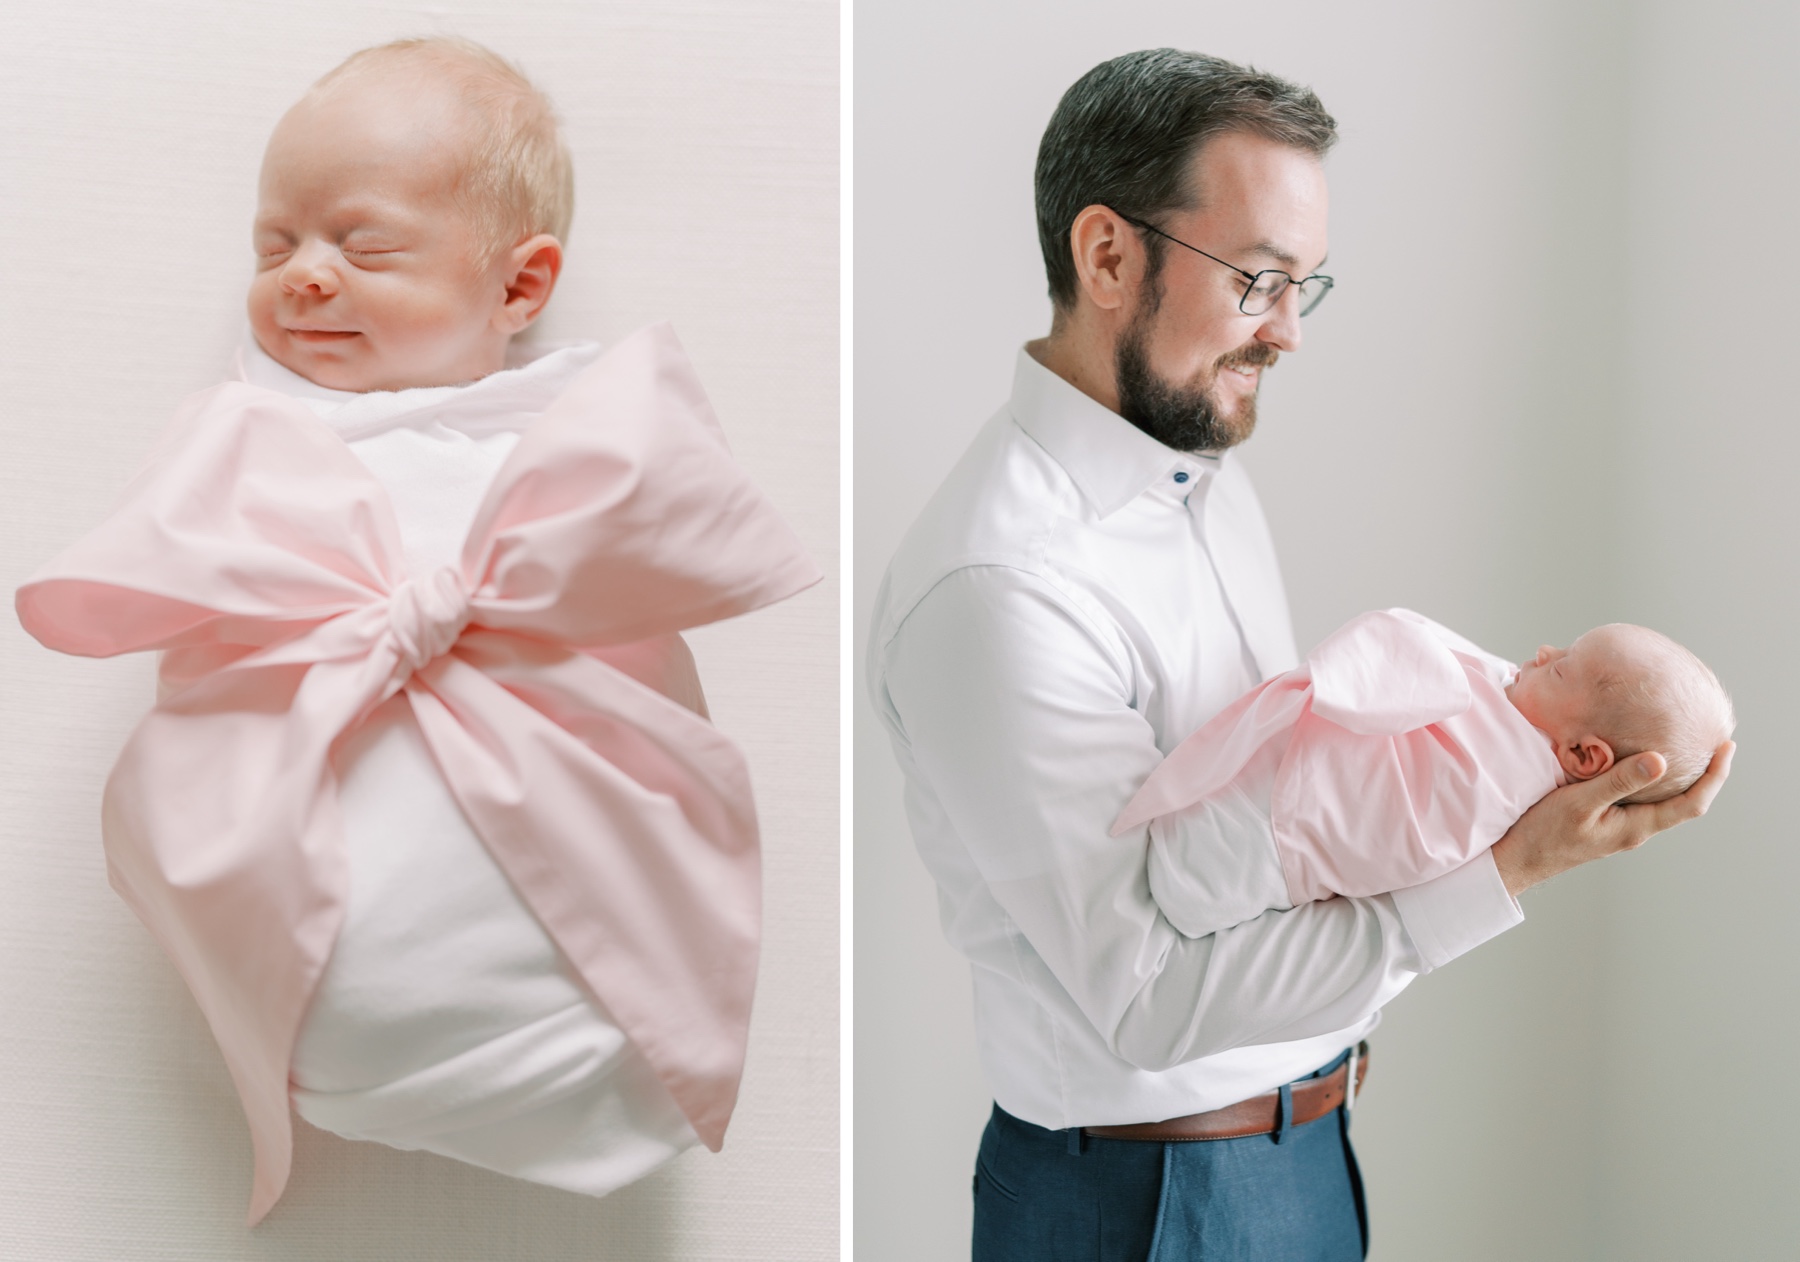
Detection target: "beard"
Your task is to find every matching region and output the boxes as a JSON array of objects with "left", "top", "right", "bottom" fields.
[{"left": 1114, "top": 305, "right": 1279, "bottom": 453}]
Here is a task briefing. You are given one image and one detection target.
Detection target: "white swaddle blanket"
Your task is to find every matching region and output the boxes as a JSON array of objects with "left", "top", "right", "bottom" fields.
[{"left": 238, "top": 337, "right": 700, "bottom": 1194}]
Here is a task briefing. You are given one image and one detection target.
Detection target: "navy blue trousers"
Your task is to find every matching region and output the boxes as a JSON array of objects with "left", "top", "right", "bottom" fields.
[{"left": 972, "top": 1052, "right": 1368, "bottom": 1261}]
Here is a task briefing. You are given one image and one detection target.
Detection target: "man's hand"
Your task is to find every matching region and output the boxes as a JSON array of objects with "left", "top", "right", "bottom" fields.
[{"left": 1490, "top": 741, "right": 1736, "bottom": 898}]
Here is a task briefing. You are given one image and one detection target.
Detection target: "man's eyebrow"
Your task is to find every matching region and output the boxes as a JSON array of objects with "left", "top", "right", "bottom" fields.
[
  {"left": 1238, "top": 240, "right": 1301, "bottom": 270},
  {"left": 1240, "top": 241, "right": 1328, "bottom": 274}
]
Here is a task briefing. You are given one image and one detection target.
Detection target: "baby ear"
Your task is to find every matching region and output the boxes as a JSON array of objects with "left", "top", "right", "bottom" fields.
[
  {"left": 496, "top": 234, "right": 564, "bottom": 333},
  {"left": 1562, "top": 736, "right": 1617, "bottom": 781}
]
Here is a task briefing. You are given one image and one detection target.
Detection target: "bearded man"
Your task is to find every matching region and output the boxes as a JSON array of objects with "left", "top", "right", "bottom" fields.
[{"left": 866, "top": 49, "right": 1729, "bottom": 1261}]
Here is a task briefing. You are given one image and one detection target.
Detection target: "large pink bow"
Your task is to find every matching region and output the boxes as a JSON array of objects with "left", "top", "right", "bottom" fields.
[{"left": 15, "top": 324, "right": 821, "bottom": 1223}]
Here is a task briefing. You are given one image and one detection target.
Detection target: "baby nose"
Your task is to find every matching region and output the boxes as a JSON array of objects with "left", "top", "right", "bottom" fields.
[
  {"left": 280, "top": 240, "right": 340, "bottom": 294},
  {"left": 386, "top": 567, "right": 471, "bottom": 678}
]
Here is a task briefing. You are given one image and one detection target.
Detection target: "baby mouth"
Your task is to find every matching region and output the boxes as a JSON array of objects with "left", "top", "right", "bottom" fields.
[{"left": 288, "top": 327, "right": 361, "bottom": 343}]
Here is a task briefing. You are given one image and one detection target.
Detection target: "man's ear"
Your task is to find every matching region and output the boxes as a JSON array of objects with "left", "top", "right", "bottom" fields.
[
  {"left": 1561, "top": 735, "right": 1617, "bottom": 782},
  {"left": 1067, "top": 205, "right": 1147, "bottom": 316},
  {"left": 495, "top": 233, "right": 564, "bottom": 334}
]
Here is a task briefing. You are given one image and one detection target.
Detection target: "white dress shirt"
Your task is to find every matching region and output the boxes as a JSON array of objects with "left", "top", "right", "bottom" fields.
[{"left": 867, "top": 347, "right": 1524, "bottom": 1130}]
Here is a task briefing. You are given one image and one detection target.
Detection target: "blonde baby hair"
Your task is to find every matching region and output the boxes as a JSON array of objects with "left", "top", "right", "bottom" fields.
[
  {"left": 1587, "top": 626, "right": 1735, "bottom": 806},
  {"left": 312, "top": 36, "right": 575, "bottom": 261}
]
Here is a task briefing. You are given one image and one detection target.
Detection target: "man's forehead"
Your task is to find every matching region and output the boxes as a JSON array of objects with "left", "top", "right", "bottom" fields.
[
  {"left": 1235, "top": 239, "right": 1326, "bottom": 272},
  {"left": 1179, "top": 131, "right": 1330, "bottom": 269}
]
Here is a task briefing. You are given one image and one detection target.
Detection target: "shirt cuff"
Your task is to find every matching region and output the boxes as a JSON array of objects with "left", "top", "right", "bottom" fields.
[{"left": 1389, "top": 850, "right": 1523, "bottom": 971}]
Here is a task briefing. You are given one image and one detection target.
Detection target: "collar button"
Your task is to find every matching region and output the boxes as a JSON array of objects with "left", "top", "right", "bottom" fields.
[{"left": 1173, "top": 471, "right": 1190, "bottom": 484}]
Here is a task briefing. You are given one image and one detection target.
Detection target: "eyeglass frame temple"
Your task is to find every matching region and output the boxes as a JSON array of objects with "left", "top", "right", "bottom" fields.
[{"left": 1115, "top": 212, "right": 1332, "bottom": 316}]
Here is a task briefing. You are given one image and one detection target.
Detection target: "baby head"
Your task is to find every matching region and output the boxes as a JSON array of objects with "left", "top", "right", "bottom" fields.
[
  {"left": 1507, "top": 624, "right": 1734, "bottom": 805},
  {"left": 248, "top": 37, "right": 573, "bottom": 392}
]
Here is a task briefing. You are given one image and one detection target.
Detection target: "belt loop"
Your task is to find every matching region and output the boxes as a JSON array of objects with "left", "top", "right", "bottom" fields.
[
  {"left": 1068, "top": 1126, "right": 1085, "bottom": 1156},
  {"left": 1345, "top": 1045, "right": 1359, "bottom": 1115},
  {"left": 1272, "top": 1082, "right": 1293, "bottom": 1145}
]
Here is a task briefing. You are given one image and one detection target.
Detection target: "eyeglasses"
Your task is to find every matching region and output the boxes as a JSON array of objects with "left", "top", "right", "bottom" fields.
[{"left": 1117, "top": 213, "right": 1334, "bottom": 317}]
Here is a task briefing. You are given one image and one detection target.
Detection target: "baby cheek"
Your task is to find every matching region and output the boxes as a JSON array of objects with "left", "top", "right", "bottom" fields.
[
  {"left": 245, "top": 274, "right": 275, "bottom": 328},
  {"left": 377, "top": 280, "right": 490, "bottom": 342},
  {"left": 245, "top": 278, "right": 293, "bottom": 352}
]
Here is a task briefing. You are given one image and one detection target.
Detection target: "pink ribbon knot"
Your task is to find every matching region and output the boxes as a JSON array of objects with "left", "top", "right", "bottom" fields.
[
  {"left": 386, "top": 567, "right": 472, "bottom": 680},
  {"left": 15, "top": 324, "right": 820, "bottom": 1224}
]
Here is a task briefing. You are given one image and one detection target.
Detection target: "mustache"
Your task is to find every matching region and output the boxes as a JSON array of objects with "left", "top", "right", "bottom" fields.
[{"left": 1216, "top": 344, "right": 1279, "bottom": 373}]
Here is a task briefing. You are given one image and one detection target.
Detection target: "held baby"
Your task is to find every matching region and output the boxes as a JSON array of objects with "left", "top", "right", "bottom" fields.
[{"left": 1115, "top": 610, "right": 1733, "bottom": 939}]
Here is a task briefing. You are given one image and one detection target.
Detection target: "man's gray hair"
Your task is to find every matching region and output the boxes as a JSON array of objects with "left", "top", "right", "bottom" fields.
[{"left": 1035, "top": 49, "right": 1338, "bottom": 310}]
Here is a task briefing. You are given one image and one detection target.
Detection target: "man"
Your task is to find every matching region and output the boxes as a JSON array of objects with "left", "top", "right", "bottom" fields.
[{"left": 866, "top": 49, "right": 1731, "bottom": 1260}]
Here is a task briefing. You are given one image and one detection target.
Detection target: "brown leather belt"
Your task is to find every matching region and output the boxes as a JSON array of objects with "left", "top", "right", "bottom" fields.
[{"left": 1084, "top": 1043, "right": 1369, "bottom": 1143}]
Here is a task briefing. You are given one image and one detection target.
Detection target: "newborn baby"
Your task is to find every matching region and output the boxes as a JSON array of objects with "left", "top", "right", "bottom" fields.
[
  {"left": 1112, "top": 609, "right": 1733, "bottom": 938},
  {"left": 17, "top": 38, "right": 816, "bottom": 1223}
]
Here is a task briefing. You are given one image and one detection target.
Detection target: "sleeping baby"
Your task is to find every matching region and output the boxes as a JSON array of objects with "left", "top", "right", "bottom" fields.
[
  {"left": 1112, "top": 609, "right": 1733, "bottom": 938},
  {"left": 16, "top": 38, "right": 818, "bottom": 1223}
]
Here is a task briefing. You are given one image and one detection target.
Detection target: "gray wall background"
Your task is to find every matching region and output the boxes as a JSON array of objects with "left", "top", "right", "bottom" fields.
[
  {"left": 855, "top": 0, "right": 1796, "bottom": 1258},
  {"left": 0, "top": 1, "right": 837, "bottom": 1258}
]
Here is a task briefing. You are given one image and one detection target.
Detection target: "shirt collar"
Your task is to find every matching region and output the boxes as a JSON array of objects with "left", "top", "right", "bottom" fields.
[{"left": 1008, "top": 345, "right": 1221, "bottom": 519}]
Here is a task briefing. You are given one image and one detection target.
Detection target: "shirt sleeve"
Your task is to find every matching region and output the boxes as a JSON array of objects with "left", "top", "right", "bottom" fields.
[{"left": 877, "top": 564, "right": 1523, "bottom": 1072}]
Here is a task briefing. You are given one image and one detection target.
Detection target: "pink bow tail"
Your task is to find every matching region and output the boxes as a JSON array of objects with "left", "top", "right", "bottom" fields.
[{"left": 1111, "top": 671, "right": 1313, "bottom": 836}]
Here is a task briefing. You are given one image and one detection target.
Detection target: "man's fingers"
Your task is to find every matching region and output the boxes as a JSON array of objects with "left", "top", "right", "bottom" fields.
[
  {"left": 1600, "top": 750, "right": 1666, "bottom": 806},
  {"left": 1537, "top": 752, "right": 1668, "bottom": 855},
  {"left": 1641, "top": 739, "right": 1736, "bottom": 832}
]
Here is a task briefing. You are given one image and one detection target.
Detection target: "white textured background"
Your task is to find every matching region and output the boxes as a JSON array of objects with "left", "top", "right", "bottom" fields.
[
  {"left": 0, "top": 1, "right": 837, "bottom": 1258},
  {"left": 856, "top": 0, "right": 1798, "bottom": 1258}
]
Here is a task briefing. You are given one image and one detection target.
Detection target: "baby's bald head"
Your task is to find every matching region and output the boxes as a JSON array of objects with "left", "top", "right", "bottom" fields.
[
  {"left": 301, "top": 36, "right": 574, "bottom": 261},
  {"left": 1508, "top": 623, "right": 1732, "bottom": 804},
  {"left": 1577, "top": 625, "right": 1734, "bottom": 805}
]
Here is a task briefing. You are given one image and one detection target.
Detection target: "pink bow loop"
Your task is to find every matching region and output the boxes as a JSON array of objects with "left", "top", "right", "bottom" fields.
[
  {"left": 15, "top": 323, "right": 819, "bottom": 1225},
  {"left": 465, "top": 325, "right": 823, "bottom": 646},
  {"left": 14, "top": 384, "right": 399, "bottom": 660},
  {"left": 1306, "top": 608, "right": 1472, "bottom": 735}
]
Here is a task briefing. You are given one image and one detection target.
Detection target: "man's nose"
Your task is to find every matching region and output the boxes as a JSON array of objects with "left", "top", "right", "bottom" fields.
[
  {"left": 1254, "top": 283, "right": 1304, "bottom": 353},
  {"left": 279, "top": 240, "right": 341, "bottom": 297}
]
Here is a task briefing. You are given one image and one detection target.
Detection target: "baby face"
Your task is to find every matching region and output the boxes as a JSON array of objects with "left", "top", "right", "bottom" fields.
[
  {"left": 248, "top": 75, "right": 515, "bottom": 392},
  {"left": 1509, "top": 631, "right": 1609, "bottom": 738},
  {"left": 1506, "top": 626, "right": 1639, "bottom": 779}
]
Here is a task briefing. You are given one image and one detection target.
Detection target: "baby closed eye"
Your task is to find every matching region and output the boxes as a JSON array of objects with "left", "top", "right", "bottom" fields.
[{"left": 340, "top": 247, "right": 405, "bottom": 267}]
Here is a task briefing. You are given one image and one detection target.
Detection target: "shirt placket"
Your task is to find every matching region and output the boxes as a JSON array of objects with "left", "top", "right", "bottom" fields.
[{"left": 1177, "top": 459, "right": 1263, "bottom": 690}]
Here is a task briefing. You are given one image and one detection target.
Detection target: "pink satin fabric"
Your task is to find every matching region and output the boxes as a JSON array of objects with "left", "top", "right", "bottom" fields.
[
  {"left": 15, "top": 324, "right": 821, "bottom": 1223},
  {"left": 1113, "top": 609, "right": 1562, "bottom": 906}
]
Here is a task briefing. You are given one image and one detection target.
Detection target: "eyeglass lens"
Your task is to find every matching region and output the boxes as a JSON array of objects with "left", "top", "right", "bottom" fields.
[{"left": 1241, "top": 273, "right": 1332, "bottom": 317}]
